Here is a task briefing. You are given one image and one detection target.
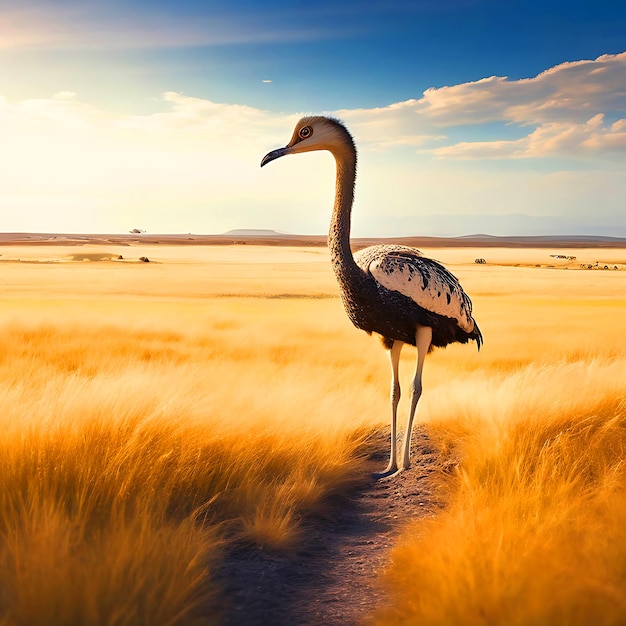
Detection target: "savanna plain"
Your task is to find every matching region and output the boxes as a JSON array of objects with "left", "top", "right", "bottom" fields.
[{"left": 0, "top": 242, "right": 625, "bottom": 625}]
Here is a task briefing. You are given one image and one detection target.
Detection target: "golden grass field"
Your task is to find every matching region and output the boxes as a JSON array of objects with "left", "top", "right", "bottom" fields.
[{"left": 0, "top": 242, "right": 625, "bottom": 625}]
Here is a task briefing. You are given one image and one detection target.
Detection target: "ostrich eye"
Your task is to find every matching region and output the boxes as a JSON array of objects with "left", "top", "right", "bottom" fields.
[{"left": 299, "top": 125, "right": 313, "bottom": 140}]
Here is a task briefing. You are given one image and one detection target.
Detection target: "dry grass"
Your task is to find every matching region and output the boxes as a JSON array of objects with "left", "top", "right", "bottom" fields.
[
  {"left": 0, "top": 333, "right": 378, "bottom": 625},
  {"left": 0, "top": 245, "right": 385, "bottom": 626},
  {"left": 1, "top": 243, "right": 625, "bottom": 625},
  {"left": 372, "top": 253, "right": 626, "bottom": 626}
]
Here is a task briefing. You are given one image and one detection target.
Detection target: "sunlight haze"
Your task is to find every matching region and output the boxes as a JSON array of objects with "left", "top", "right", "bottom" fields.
[{"left": 1, "top": 0, "right": 625, "bottom": 236}]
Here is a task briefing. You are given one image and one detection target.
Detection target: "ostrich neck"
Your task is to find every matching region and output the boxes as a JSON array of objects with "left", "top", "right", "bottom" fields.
[{"left": 328, "top": 149, "right": 362, "bottom": 286}]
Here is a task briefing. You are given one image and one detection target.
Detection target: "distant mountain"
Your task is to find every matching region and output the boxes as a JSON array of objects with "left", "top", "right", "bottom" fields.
[
  {"left": 456, "top": 233, "right": 626, "bottom": 243},
  {"left": 360, "top": 214, "right": 626, "bottom": 238},
  {"left": 222, "top": 229, "right": 290, "bottom": 237}
]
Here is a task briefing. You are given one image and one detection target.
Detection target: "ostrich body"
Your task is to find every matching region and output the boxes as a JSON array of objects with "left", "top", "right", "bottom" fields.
[{"left": 261, "top": 116, "right": 482, "bottom": 478}]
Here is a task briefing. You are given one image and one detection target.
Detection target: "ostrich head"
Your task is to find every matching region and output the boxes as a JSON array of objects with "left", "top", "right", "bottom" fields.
[{"left": 261, "top": 116, "right": 356, "bottom": 167}]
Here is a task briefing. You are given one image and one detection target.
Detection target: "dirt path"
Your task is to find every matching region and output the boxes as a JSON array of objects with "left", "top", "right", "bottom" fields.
[{"left": 215, "top": 427, "right": 446, "bottom": 625}]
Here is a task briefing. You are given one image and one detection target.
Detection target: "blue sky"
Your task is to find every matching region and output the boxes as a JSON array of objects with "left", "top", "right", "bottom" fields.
[{"left": 0, "top": 0, "right": 625, "bottom": 236}]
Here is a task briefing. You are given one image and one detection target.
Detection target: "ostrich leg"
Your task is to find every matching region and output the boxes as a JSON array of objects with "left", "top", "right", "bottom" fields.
[
  {"left": 401, "top": 325, "right": 432, "bottom": 470},
  {"left": 373, "top": 340, "right": 403, "bottom": 479}
]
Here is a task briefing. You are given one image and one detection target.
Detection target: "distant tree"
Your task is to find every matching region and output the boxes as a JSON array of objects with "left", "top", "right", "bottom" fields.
[{"left": 129, "top": 228, "right": 146, "bottom": 234}]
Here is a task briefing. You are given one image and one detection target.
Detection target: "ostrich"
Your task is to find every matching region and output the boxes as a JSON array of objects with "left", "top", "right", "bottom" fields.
[{"left": 261, "top": 116, "right": 482, "bottom": 478}]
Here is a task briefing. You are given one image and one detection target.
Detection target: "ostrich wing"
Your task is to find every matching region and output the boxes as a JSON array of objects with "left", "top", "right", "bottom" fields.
[{"left": 357, "top": 246, "right": 476, "bottom": 333}]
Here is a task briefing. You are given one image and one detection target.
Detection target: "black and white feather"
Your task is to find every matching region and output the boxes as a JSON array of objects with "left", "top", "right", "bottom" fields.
[{"left": 355, "top": 244, "right": 480, "bottom": 338}]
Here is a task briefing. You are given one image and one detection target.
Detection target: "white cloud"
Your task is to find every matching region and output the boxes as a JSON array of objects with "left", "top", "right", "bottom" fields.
[
  {"left": 335, "top": 52, "right": 626, "bottom": 159},
  {"left": 53, "top": 91, "right": 78, "bottom": 100},
  {"left": 337, "top": 100, "right": 445, "bottom": 149},
  {"left": 5, "top": 92, "right": 103, "bottom": 130},
  {"left": 120, "top": 91, "right": 291, "bottom": 140},
  {"left": 431, "top": 113, "right": 626, "bottom": 159},
  {"left": 428, "top": 138, "right": 525, "bottom": 160},
  {"left": 416, "top": 52, "right": 626, "bottom": 126}
]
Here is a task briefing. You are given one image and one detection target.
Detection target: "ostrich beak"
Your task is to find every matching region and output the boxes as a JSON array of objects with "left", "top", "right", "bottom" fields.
[{"left": 260, "top": 146, "right": 289, "bottom": 167}]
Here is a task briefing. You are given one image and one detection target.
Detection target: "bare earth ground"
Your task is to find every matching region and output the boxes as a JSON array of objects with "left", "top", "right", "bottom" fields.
[
  {"left": 1, "top": 232, "right": 625, "bottom": 249},
  {"left": 215, "top": 427, "right": 447, "bottom": 626}
]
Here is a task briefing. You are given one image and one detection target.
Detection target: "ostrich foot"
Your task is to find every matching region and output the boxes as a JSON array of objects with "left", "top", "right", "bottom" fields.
[{"left": 372, "top": 465, "right": 404, "bottom": 480}]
